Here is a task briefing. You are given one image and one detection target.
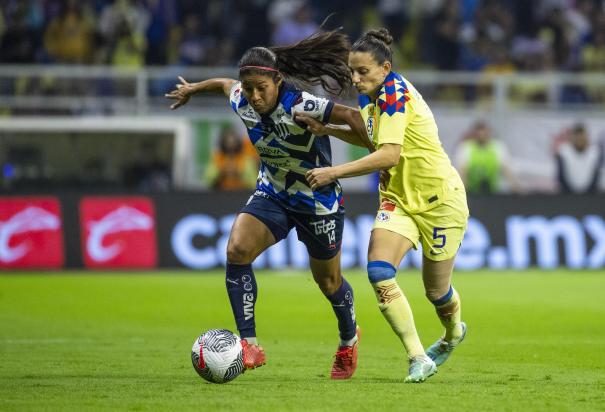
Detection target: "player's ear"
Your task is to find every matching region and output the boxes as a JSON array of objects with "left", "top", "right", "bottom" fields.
[
  {"left": 275, "top": 74, "right": 284, "bottom": 87},
  {"left": 382, "top": 60, "right": 392, "bottom": 75}
]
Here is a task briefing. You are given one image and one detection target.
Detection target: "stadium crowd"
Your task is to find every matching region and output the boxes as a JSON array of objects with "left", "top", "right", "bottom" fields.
[{"left": 0, "top": 0, "right": 604, "bottom": 72}]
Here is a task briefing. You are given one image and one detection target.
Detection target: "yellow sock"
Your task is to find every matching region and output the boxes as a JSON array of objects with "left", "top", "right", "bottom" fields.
[
  {"left": 372, "top": 279, "right": 425, "bottom": 358},
  {"left": 434, "top": 288, "right": 463, "bottom": 342}
]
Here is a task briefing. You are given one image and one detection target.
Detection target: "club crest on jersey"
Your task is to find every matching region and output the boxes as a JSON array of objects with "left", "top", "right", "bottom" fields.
[
  {"left": 376, "top": 211, "right": 390, "bottom": 222},
  {"left": 367, "top": 117, "right": 374, "bottom": 140}
]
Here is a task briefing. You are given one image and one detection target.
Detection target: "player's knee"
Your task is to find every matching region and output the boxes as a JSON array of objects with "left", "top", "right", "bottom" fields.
[
  {"left": 427, "top": 285, "right": 453, "bottom": 305},
  {"left": 226, "top": 239, "right": 254, "bottom": 264},
  {"left": 367, "top": 261, "right": 396, "bottom": 284},
  {"left": 425, "top": 287, "right": 448, "bottom": 303},
  {"left": 313, "top": 272, "right": 340, "bottom": 295}
]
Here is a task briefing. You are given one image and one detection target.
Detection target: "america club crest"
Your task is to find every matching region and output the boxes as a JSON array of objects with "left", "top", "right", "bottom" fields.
[
  {"left": 366, "top": 117, "right": 374, "bottom": 140},
  {"left": 376, "top": 211, "right": 390, "bottom": 222}
]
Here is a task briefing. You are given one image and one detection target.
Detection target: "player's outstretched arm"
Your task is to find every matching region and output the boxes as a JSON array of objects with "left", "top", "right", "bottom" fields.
[
  {"left": 306, "top": 143, "right": 400, "bottom": 190},
  {"left": 165, "top": 76, "right": 237, "bottom": 110}
]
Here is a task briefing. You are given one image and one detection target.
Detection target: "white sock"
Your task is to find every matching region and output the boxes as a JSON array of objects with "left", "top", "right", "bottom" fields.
[
  {"left": 340, "top": 334, "right": 358, "bottom": 347},
  {"left": 245, "top": 337, "right": 258, "bottom": 345}
]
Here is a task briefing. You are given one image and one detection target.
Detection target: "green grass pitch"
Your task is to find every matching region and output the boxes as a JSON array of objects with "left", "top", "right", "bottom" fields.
[{"left": 1, "top": 270, "right": 604, "bottom": 411}]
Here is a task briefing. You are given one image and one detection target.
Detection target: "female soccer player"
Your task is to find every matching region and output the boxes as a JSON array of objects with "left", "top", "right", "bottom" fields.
[
  {"left": 300, "top": 28, "right": 469, "bottom": 383},
  {"left": 166, "top": 30, "right": 371, "bottom": 379}
]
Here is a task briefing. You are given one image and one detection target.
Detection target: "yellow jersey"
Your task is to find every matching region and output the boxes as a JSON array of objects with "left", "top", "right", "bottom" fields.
[{"left": 358, "top": 71, "right": 464, "bottom": 214}]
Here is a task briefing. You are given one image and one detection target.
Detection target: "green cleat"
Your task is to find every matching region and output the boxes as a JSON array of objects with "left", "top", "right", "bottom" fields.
[
  {"left": 404, "top": 355, "right": 437, "bottom": 383},
  {"left": 426, "top": 322, "right": 467, "bottom": 366}
]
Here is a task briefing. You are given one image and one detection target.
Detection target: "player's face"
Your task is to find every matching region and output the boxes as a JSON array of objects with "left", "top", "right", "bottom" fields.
[
  {"left": 349, "top": 52, "right": 391, "bottom": 98},
  {"left": 241, "top": 74, "right": 282, "bottom": 114}
]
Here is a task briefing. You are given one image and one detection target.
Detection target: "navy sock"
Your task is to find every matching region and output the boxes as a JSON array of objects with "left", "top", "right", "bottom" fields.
[
  {"left": 226, "top": 263, "right": 257, "bottom": 338},
  {"left": 326, "top": 277, "right": 357, "bottom": 341}
]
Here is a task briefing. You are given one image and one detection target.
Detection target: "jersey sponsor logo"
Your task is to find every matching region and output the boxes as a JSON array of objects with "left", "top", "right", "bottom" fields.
[
  {"left": 240, "top": 107, "right": 259, "bottom": 121},
  {"left": 253, "top": 190, "right": 271, "bottom": 200},
  {"left": 0, "top": 198, "right": 64, "bottom": 268},
  {"left": 304, "top": 100, "right": 316, "bottom": 112},
  {"left": 263, "top": 158, "right": 291, "bottom": 169},
  {"left": 256, "top": 145, "right": 288, "bottom": 157},
  {"left": 80, "top": 197, "right": 157, "bottom": 268}
]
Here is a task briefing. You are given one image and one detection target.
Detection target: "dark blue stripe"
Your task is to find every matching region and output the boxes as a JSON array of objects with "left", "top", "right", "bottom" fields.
[
  {"left": 367, "top": 260, "right": 396, "bottom": 271},
  {"left": 322, "top": 101, "right": 334, "bottom": 123},
  {"left": 432, "top": 286, "right": 453, "bottom": 306}
]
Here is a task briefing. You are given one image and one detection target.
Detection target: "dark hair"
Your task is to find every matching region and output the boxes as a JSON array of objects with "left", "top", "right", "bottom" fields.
[
  {"left": 238, "top": 29, "right": 351, "bottom": 95},
  {"left": 351, "top": 28, "right": 393, "bottom": 64}
]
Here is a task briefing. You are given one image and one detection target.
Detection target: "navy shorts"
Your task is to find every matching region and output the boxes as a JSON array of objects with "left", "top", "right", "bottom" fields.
[{"left": 240, "top": 191, "right": 344, "bottom": 260}]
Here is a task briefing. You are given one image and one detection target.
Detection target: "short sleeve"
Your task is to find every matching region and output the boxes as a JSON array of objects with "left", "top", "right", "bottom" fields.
[
  {"left": 377, "top": 112, "right": 410, "bottom": 146},
  {"left": 376, "top": 84, "right": 411, "bottom": 146},
  {"left": 229, "top": 81, "right": 243, "bottom": 113},
  {"left": 292, "top": 91, "right": 334, "bottom": 123}
]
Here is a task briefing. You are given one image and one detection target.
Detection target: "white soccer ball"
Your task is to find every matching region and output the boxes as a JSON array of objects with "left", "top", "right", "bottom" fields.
[{"left": 191, "top": 329, "right": 245, "bottom": 383}]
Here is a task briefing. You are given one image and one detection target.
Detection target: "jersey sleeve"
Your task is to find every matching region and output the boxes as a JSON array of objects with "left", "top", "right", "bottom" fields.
[
  {"left": 292, "top": 91, "right": 334, "bottom": 123},
  {"left": 229, "top": 81, "right": 243, "bottom": 113},
  {"left": 376, "top": 85, "right": 411, "bottom": 146}
]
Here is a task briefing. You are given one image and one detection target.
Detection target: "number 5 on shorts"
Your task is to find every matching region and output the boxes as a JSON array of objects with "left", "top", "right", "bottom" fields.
[{"left": 433, "top": 227, "right": 446, "bottom": 248}]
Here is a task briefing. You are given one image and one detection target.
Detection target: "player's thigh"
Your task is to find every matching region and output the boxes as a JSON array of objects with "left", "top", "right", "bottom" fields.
[
  {"left": 227, "top": 212, "right": 277, "bottom": 262},
  {"left": 416, "top": 194, "right": 468, "bottom": 298},
  {"left": 293, "top": 207, "right": 344, "bottom": 263},
  {"left": 415, "top": 194, "right": 468, "bottom": 262},
  {"left": 228, "top": 194, "right": 290, "bottom": 263},
  {"left": 369, "top": 202, "right": 420, "bottom": 267}
]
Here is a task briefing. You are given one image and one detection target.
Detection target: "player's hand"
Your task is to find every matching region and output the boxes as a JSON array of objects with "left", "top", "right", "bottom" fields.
[
  {"left": 306, "top": 167, "right": 337, "bottom": 190},
  {"left": 294, "top": 113, "right": 328, "bottom": 135},
  {"left": 165, "top": 76, "right": 194, "bottom": 110}
]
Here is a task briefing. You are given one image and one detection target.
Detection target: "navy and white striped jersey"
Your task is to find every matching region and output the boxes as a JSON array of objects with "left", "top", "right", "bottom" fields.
[{"left": 229, "top": 81, "right": 343, "bottom": 215}]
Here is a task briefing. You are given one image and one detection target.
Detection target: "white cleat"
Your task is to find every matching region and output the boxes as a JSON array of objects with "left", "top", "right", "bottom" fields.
[
  {"left": 404, "top": 355, "right": 437, "bottom": 383},
  {"left": 426, "top": 322, "right": 467, "bottom": 366}
]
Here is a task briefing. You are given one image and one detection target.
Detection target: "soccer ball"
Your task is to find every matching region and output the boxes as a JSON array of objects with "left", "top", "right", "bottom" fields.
[{"left": 191, "top": 329, "right": 245, "bottom": 384}]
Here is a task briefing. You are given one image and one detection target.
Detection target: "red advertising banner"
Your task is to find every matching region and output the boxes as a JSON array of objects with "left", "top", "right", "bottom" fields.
[
  {"left": 80, "top": 197, "right": 158, "bottom": 268},
  {"left": 0, "top": 197, "right": 64, "bottom": 269}
]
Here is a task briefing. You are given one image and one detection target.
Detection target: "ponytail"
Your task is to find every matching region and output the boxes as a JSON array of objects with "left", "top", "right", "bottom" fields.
[{"left": 238, "top": 28, "right": 351, "bottom": 95}]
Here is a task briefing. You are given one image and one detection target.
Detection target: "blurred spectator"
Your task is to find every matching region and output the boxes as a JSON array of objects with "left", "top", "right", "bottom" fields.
[
  {"left": 581, "top": 26, "right": 605, "bottom": 71},
  {"left": 110, "top": 18, "right": 147, "bottom": 67},
  {"left": 176, "top": 14, "right": 211, "bottom": 66},
  {"left": 555, "top": 123, "right": 603, "bottom": 194},
  {"left": 270, "top": 0, "right": 318, "bottom": 46},
  {"left": 0, "top": 0, "right": 43, "bottom": 63},
  {"left": 454, "top": 121, "right": 522, "bottom": 194},
  {"left": 43, "top": 0, "right": 94, "bottom": 64},
  {"left": 0, "top": 0, "right": 604, "bottom": 73},
  {"left": 205, "top": 128, "right": 258, "bottom": 191},
  {"left": 143, "top": 0, "right": 178, "bottom": 65},
  {"left": 98, "top": 0, "right": 150, "bottom": 42},
  {"left": 123, "top": 140, "right": 171, "bottom": 192}
]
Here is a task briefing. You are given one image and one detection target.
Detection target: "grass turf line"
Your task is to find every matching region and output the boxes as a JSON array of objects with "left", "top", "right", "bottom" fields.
[{"left": 1, "top": 270, "right": 604, "bottom": 411}]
